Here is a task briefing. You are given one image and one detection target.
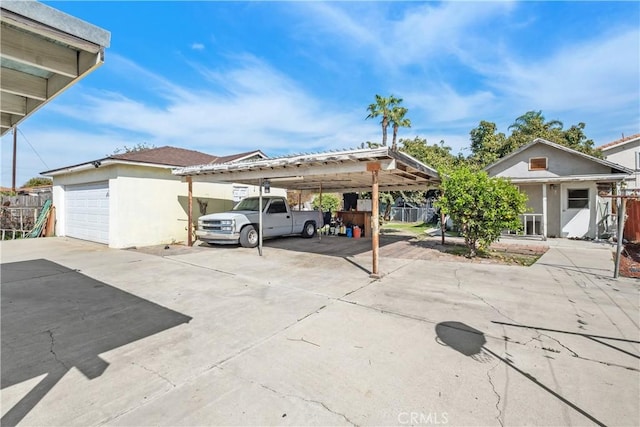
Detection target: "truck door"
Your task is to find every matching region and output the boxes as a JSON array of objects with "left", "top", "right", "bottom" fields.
[{"left": 263, "top": 198, "right": 293, "bottom": 237}]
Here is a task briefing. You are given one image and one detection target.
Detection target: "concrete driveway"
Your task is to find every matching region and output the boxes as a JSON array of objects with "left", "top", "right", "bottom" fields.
[{"left": 1, "top": 236, "right": 638, "bottom": 426}]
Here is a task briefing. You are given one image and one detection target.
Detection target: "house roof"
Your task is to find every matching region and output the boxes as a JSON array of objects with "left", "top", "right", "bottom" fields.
[
  {"left": 41, "top": 146, "right": 265, "bottom": 176},
  {"left": 214, "top": 150, "right": 267, "bottom": 164},
  {"left": 597, "top": 133, "right": 640, "bottom": 151},
  {"left": 110, "top": 146, "right": 219, "bottom": 167},
  {"left": 1, "top": 0, "right": 111, "bottom": 136},
  {"left": 173, "top": 147, "right": 441, "bottom": 193},
  {"left": 484, "top": 138, "right": 634, "bottom": 175}
]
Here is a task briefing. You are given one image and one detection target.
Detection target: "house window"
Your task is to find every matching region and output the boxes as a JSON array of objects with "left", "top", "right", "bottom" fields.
[
  {"left": 567, "top": 189, "right": 589, "bottom": 209},
  {"left": 529, "top": 157, "right": 548, "bottom": 171},
  {"left": 636, "top": 151, "right": 640, "bottom": 171}
]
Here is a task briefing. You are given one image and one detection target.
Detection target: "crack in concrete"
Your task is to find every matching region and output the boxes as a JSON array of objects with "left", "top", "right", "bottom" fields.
[
  {"left": 132, "top": 362, "right": 176, "bottom": 388},
  {"left": 486, "top": 359, "right": 504, "bottom": 427},
  {"left": 258, "top": 383, "right": 358, "bottom": 426},
  {"left": 47, "top": 329, "right": 70, "bottom": 370},
  {"left": 469, "top": 291, "right": 517, "bottom": 323},
  {"left": 539, "top": 333, "right": 639, "bottom": 372},
  {"left": 203, "top": 304, "right": 330, "bottom": 374}
]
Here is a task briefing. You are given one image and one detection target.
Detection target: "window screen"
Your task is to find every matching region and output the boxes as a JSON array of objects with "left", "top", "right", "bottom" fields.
[
  {"left": 567, "top": 189, "right": 589, "bottom": 209},
  {"left": 529, "top": 157, "right": 547, "bottom": 171}
]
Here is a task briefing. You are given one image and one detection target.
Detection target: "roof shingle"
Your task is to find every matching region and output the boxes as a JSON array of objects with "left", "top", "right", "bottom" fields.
[
  {"left": 110, "top": 146, "right": 219, "bottom": 167},
  {"left": 597, "top": 133, "right": 640, "bottom": 150}
]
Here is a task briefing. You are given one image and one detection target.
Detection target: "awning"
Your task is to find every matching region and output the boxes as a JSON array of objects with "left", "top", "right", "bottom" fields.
[
  {"left": 173, "top": 147, "right": 441, "bottom": 278},
  {"left": 173, "top": 147, "right": 440, "bottom": 192},
  {"left": 1, "top": 0, "right": 111, "bottom": 136}
]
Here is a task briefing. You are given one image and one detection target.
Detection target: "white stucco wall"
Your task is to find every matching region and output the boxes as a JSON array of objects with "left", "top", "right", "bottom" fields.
[
  {"left": 602, "top": 138, "right": 640, "bottom": 189},
  {"left": 50, "top": 163, "right": 286, "bottom": 248}
]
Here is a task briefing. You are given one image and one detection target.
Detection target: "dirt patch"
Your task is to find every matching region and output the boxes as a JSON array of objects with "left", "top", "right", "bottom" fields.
[
  {"left": 618, "top": 243, "right": 640, "bottom": 278},
  {"left": 380, "top": 231, "right": 548, "bottom": 266}
]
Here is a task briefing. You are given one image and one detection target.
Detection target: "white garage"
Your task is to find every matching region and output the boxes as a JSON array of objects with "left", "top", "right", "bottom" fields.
[
  {"left": 65, "top": 182, "right": 109, "bottom": 244},
  {"left": 43, "top": 146, "right": 269, "bottom": 248}
]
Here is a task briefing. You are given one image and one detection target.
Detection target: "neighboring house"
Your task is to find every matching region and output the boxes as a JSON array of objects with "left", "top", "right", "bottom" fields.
[
  {"left": 42, "top": 146, "right": 278, "bottom": 248},
  {"left": 485, "top": 138, "right": 633, "bottom": 240},
  {"left": 598, "top": 133, "right": 640, "bottom": 189}
]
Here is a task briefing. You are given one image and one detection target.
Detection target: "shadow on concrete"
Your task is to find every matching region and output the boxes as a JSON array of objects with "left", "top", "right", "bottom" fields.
[
  {"left": 492, "top": 321, "right": 640, "bottom": 359},
  {"left": 435, "top": 321, "right": 606, "bottom": 427},
  {"left": 214, "top": 233, "right": 415, "bottom": 258},
  {"left": 1, "top": 259, "right": 192, "bottom": 427}
]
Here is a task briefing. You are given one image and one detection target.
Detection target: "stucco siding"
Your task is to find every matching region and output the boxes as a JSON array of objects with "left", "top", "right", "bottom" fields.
[
  {"left": 50, "top": 163, "right": 286, "bottom": 248},
  {"left": 487, "top": 144, "right": 612, "bottom": 178},
  {"left": 603, "top": 139, "right": 639, "bottom": 170},
  {"left": 519, "top": 184, "right": 542, "bottom": 213},
  {"left": 602, "top": 139, "right": 639, "bottom": 188}
]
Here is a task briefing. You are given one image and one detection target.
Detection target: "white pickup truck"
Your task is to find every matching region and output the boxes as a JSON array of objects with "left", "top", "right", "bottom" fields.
[{"left": 196, "top": 196, "right": 324, "bottom": 248}]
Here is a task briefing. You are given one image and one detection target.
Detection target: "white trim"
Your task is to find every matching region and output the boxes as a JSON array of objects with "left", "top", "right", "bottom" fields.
[
  {"left": 529, "top": 157, "right": 548, "bottom": 171},
  {"left": 507, "top": 174, "right": 631, "bottom": 184},
  {"left": 43, "top": 159, "right": 176, "bottom": 176}
]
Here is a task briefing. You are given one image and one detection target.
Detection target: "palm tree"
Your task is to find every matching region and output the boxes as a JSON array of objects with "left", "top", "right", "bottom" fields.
[
  {"left": 389, "top": 106, "right": 411, "bottom": 150},
  {"left": 366, "top": 94, "right": 402, "bottom": 146}
]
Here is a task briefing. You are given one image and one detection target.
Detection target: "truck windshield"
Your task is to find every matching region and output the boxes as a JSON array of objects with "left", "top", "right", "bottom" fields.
[{"left": 233, "top": 198, "right": 267, "bottom": 212}]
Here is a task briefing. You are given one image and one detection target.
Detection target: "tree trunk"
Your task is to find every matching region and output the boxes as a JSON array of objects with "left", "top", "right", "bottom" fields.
[
  {"left": 382, "top": 117, "right": 388, "bottom": 146},
  {"left": 391, "top": 124, "right": 398, "bottom": 150}
]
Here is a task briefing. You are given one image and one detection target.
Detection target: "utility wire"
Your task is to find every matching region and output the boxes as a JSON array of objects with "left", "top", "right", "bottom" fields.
[{"left": 17, "top": 128, "right": 50, "bottom": 170}]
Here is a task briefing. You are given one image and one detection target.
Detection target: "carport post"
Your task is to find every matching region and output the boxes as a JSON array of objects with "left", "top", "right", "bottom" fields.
[
  {"left": 369, "top": 162, "right": 380, "bottom": 278},
  {"left": 187, "top": 176, "right": 193, "bottom": 246},
  {"left": 259, "top": 178, "right": 263, "bottom": 256},
  {"left": 614, "top": 196, "right": 627, "bottom": 278}
]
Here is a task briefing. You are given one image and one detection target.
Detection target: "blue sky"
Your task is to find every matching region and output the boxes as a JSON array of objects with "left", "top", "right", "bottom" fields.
[{"left": 2, "top": 0, "right": 639, "bottom": 187}]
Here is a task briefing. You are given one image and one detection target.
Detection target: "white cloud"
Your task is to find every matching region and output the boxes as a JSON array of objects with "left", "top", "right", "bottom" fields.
[
  {"left": 486, "top": 28, "right": 640, "bottom": 113},
  {"left": 190, "top": 42, "right": 205, "bottom": 50},
  {"left": 1, "top": 54, "right": 382, "bottom": 186}
]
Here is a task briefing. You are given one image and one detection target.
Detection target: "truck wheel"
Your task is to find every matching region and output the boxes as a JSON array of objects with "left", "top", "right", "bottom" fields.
[
  {"left": 240, "top": 225, "right": 259, "bottom": 248},
  {"left": 301, "top": 221, "right": 316, "bottom": 238}
]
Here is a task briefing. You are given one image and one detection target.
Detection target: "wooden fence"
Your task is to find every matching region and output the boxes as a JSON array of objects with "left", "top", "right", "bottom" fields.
[
  {"left": 624, "top": 199, "right": 640, "bottom": 242},
  {"left": 1, "top": 192, "right": 52, "bottom": 239}
]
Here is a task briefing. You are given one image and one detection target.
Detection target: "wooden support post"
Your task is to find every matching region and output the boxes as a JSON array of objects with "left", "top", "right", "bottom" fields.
[
  {"left": 187, "top": 176, "right": 193, "bottom": 246},
  {"left": 369, "top": 163, "right": 380, "bottom": 278}
]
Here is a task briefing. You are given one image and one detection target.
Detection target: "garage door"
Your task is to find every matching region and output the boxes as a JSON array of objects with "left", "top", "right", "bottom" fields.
[{"left": 65, "top": 182, "right": 109, "bottom": 244}]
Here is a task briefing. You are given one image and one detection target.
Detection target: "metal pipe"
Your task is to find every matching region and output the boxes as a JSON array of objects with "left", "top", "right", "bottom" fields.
[{"left": 614, "top": 197, "right": 627, "bottom": 278}]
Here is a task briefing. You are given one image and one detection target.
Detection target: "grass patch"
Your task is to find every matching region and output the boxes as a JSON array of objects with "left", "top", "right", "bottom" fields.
[{"left": 381, "top": 221, "right": 433, "bottom": 234}]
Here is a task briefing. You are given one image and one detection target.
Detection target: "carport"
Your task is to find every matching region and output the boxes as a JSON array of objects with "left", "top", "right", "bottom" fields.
[
  {"left": 173, "top": 147, "right": 440, "bottom": 277},
  {"left": 1, "top": 1, "right": 111, "bottom": 136}
]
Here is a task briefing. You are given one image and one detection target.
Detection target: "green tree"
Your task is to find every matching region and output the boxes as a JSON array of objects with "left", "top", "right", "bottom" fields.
[
  {"left": 469, "top": 121, "right": 507, "bottom": 167},
  {"left": 312, "top": 193, "right": 341, "bottom": 213},
  {"left": 436, "top": 166, "right": 527, "bottom": 257},
  {"left": 22, "top": 177, "right": 52, "bottom": 187},
  {"left": 389, "top": 105, "right": 411, "bottom": 150},
  {"left": 366, "top": 94, "right": 402, "bottom": 146},
  {"left": 506, "top": 110, "right": 599, "bottom": 157},
  {"left": 399, "top": 137, "right": 463, "bottom": 174},
  {"left": 469, "top": 111, "right": 601, "bottom": 167}
]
